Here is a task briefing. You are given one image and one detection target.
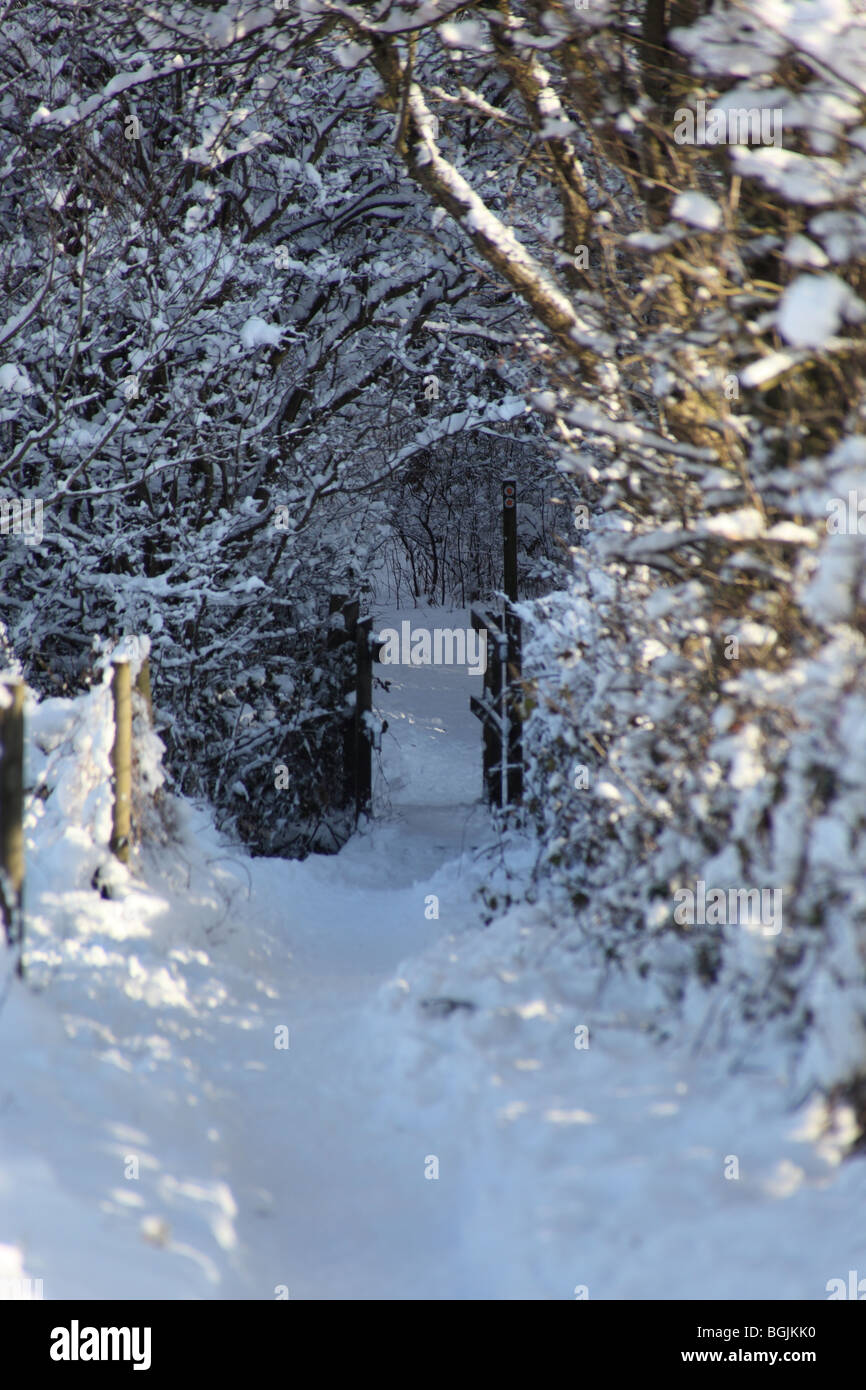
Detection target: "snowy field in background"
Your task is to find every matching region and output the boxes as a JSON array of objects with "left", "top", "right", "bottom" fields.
[
  {"left": 372, "top": 603, "right": 482, "bottom": 810},
  {"left": 1, "top": 620, "right": 865, "bottom": 1299}
]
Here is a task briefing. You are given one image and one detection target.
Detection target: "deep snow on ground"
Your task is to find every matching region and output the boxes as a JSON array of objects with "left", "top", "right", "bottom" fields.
[
  {"left": 1, "top": 612, "right": 865, "bottom": 1300},
  {"left": 373, "top": 603, "right": 482, "bottom": 810}
]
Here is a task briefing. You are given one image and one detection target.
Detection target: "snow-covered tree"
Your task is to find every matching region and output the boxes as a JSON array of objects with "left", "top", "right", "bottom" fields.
[{"left": 3, "top": 0, "right": 865, "bottom": 1119}]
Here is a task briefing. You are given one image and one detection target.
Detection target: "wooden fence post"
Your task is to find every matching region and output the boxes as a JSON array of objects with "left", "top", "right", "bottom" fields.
[
  {"left": 355, "top": 616, "right": 374, "bottom": 816},
  {"left": 469, "top": 485, "right": 524, "bottom": 807},
  {"left": 502, "top": 480, "right": 523, "bottom": 804},
  {"left": 110, "top": 658, "right": 132, "bottom": 863},
  {"left": 504, "top": 618, "right": 523, "bottom": 804},
  {"left": 470, "top": 608, "right": 506, "bottom": 807},
  {"left": 329, "top": 594, "right": 375, "bottom": 819},
  {"left": 491, "top": 619, "right": 507, "bottom": 807},
  {"left": 324, "top": 595, "right": 383, "bottom": 822},
  {"left": 0, "top": 679, "right": 25, "bottom": 966}
]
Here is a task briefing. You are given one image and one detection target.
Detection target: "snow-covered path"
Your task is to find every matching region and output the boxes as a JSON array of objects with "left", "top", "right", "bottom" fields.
[
  {"left": 0, "top": 605, "right": 500, "bottom": 1299},
  {"left": 209, "top": 606, "right": 497, "bottom": 1296},
  {"left": 215, "top": 832, "right": 483, "bottom": 1298},
  {"left": 2, "top": 604, "right": 866, "bottom": 1301}
]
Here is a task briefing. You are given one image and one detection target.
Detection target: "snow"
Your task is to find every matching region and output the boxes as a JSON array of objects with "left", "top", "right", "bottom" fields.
[
  {"left": 783, "top": 234, "right": 830, "bottom": 268},
  {"left": 776, "top": 273, "right": 865, "bottom": 348},
  {"left": 334, "top": 43, "right": 372, "bottom": 70},
  {"left": 1, "top": 619, "right": 865, "bottom": 1300},
  {"left": 239, "top": 317, "right": 283, "bottom": 349},
  {"left": 672, "top": 191, "right": 722, "bottom": 231},
  {"left": 809, "top": 210, "right": 866, "bottom": 263},
  {"left": 739, "top": 350, "right": 800, "bottom": 388},
  {"left": 732, "top": 147, "right": 843, "bottom": 206},
  {"left": 0, "top": 363, "right": 33, "bottom": 394},
  {"left": 373, "top": 605, "right": 481, "bottom": 808}
]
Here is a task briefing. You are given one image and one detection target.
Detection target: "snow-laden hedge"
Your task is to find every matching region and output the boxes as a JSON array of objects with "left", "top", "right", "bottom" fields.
[{"left": 522, "top": 443, "right": 866, "bottom": 1110}]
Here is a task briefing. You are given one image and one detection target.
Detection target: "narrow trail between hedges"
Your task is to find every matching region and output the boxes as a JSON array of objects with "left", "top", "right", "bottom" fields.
[
  {"left": 4, "top": 607, "right": 866, "bottom": 1301},
  {"left": 209, "top": 604, "right": 495, "bottom": 1297}
]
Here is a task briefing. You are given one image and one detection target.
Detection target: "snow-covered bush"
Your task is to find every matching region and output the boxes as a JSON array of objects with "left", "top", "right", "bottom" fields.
[{"left": 504, "top": 0, "right": 866, "bottom": 1117}]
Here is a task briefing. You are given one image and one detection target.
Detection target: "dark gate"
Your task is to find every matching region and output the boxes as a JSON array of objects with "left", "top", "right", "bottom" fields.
[
  {"left": 328, "top": 594, "right": 381, "bottom": 819},
  {"left": 469, "top": 480, "right": 523, "bottom": 807}
]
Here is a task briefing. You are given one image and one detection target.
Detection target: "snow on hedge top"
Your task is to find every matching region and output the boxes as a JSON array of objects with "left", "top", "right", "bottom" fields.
[
  {"left": 783, "top": 235, "right": 829, "bottom": 268},
  {"left": 0, "top": 363, "right": 34, "bottom": 394},
  {"left": 438, "top": 21, "right": 489, "bottom": 51},
  {"left": 672, "top": 192, "right": 722, "bottom": 231},
  {"left": 31, "top": 61, "right": 174, "bottom": 126},
  {"left": 732, "top": 148, "right": 844, "bottom": 206},
  {"left": 776, "top": 273, "right": 865, "bottom": 348},
  {"left": 239, "top": 317, "right": 282, "bottom": 349}
]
